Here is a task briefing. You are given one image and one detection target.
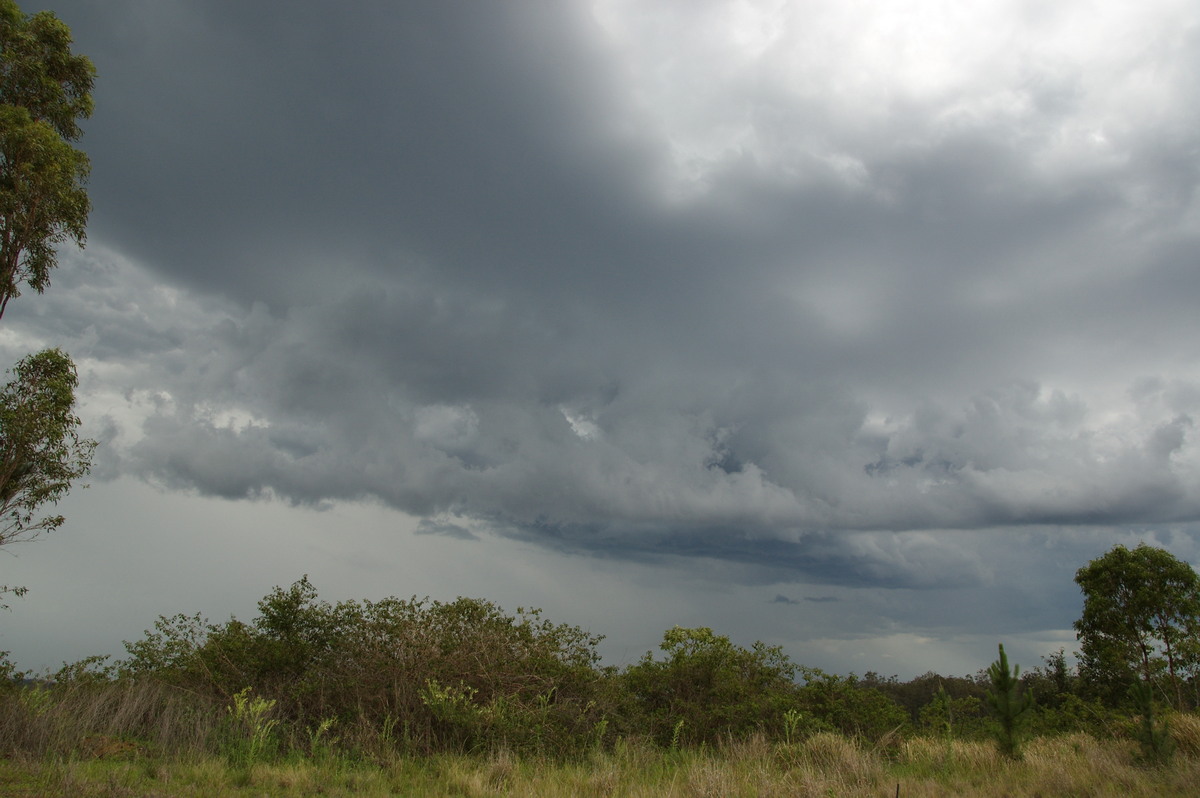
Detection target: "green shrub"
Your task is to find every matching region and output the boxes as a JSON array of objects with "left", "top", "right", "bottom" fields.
[
  {"left": 118, "top": 578, "right": 610, "bottom": 757},
  {"left": 794, "top": 668, "right": 910, "bottom": 743},
  {"left": 620, "top": 627, "right": 798, "bottom": 747}
]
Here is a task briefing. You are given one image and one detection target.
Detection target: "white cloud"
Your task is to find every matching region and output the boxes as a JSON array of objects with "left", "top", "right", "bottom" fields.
[
  {"left": 560, "top": 406, "right": 602, "bottom": 440},
  {"left": 593, "top": 0, "right": 1199, "bottom": 203}
]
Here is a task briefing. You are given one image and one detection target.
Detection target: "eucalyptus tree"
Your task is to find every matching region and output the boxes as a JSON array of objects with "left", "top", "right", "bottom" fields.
[
  {"left": 0, "top": 0, "right": 95, "bottom": 319},
  {"left": 0, "top": 347, "right": 93, "bottom": 546},
  {"left": 1074, "top": 543, "right": 1200, "bottom": 709},
  {"left": 0, "top": 3, "right": 95, "bottom": 607}
]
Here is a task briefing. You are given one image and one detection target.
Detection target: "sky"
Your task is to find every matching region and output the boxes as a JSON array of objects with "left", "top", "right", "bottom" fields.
[{"left": 3, "top": 0, "right": 1200, "bottom": 680}]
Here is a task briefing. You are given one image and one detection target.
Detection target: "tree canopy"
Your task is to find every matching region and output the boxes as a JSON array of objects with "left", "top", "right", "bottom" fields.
[
  {"left": 0, "top": 347, "right": 94, "bottom": 546},
  {"left": 1074, "top": 543, "right": 1200, "bottom": 709},
  {"left": 0, "top": 0, "right": 94, "bottom": 319}
]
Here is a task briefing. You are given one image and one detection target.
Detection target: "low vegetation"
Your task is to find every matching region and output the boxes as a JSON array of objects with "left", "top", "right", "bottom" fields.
[{"left": 2, "top": 543, "right": 1200, "bottom": 796}]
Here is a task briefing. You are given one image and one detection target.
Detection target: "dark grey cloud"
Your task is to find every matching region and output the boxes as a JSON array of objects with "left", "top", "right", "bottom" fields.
[
  {"left": 40, "top": 1, "right": 655, "bottom": 310},
  {"left": 5, "top": 0, "right": 1200, "bottom": 674},
  {"left": 415, "top": 519, "right": 477, "bottom": 541},
  {"left": 773, "top": 595, "right": 838, "bottom": 605}
]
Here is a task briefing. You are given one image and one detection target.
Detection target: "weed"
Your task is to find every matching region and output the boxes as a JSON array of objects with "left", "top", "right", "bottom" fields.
[
  {"left": 223, "top": 687, "right": 279, "bottom": 767},
  {"left": 670, "top": 718, "right": 685, "bottom": 751}
]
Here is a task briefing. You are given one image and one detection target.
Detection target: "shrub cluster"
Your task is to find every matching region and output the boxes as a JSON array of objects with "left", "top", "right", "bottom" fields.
[{"left": 117, "top": 577, "right": 608, "bottom": 757}]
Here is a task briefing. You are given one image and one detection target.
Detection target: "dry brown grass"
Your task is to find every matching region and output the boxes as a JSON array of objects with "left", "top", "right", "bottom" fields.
[
  {"left": 1173, "top": 711, "right": 1200, "bottom": 757},
  {"left": 886, "top": 730, "right": 1200, "bottom": 798}
]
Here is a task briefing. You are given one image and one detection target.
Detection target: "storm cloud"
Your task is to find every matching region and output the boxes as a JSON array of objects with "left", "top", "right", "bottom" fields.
[{"left": 5, "top": 0, "right": 1200, "bottom": 674}]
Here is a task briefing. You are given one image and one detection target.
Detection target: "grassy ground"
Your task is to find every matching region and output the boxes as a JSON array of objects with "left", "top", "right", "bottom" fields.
[{"left": 3, "top": 730, "right": 1200, "bottom": 797}]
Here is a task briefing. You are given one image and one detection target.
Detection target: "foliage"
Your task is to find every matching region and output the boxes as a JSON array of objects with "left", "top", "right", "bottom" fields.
[
  {"left": 1022, "top": 692, "right": 1123, "bottom": 738},
  {"left": 0, "top": 2, "right": 96, "bottom": 605},
  {"left": 0, "top": 348, "right": 95, "bottom": 546},
  {"left": 1020, "top": 648, "right": 1075, "bottom": 710},
  {"left": 0, "top": 0, "right": 95, "bottom": 318},
  {"left": 986, "top": 644, "right": 1034, "bottom": 759},
  {"left": 0, "top": 581, "right": 25, "bottom": 609},
  {"left": 120, "top": 577, "right": 610, "bottom": 756},
  {"left": 619, "top": 626, "right": 798, "bottom": 747},
  {"left": 117, "top": 582, "right": 1098, "bottom": 759},
  {"left": 1129, "top": 678, "right": 1175, "bottom": 766},
  {"left": 0, "top": 649, "right": 25, "bottom": 686},
  {"left": 864, "top": 669, "right": 988, "bottom": 726},
  {"left": 223, "top": 687, "right": 279, "bottom": 767},
  {"left": 919, "top": 683, "right": 987, "bottom": 740},
  {"left": 921, "top": 683, "right": 953, "bottom": 739},
  {"left": 1074, "top": 544, "right": 1200, "bottom": 709},
  {"left": 49, "top": 654, "right": 112, "bottom": 685},
  {"left": 793, "top": 667, "right": 910, "bottom": 743}
]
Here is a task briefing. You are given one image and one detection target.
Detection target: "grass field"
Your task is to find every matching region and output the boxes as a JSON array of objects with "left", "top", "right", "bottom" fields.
[{"left": 3, "top": 728, "right": 1200, "bottom": 797}]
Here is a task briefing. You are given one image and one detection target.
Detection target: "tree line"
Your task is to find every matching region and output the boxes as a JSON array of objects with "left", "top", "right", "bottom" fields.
[{"left": 0, "top": 541, "right": 1193, "bottom": 764}]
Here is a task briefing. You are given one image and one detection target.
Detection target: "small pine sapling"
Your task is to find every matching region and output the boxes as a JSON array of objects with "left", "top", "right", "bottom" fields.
[
  {"left": 986, "top": 643, "right": 1034, "bottom": 759},
  {"left": 1129, "top": 679, "right": 1175, "bottom": 765}
]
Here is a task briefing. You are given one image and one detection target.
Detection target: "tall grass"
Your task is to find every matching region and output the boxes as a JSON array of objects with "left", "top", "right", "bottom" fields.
[
  {"left": 2, "top": 681, "right": 1199, "bottom": 797},
  {"left": 0, "top": 678, "right": 222, "bottom": 758},
  {"left": 4, "top": 733, "right": 1199, "bottom": 797}
]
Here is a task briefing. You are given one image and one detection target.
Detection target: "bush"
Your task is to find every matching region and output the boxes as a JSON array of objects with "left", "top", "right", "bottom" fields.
[
  {"left": 794, "top": 668, "right": 910, "bottom": 743},
  {"left": 118, "top": 577, "right": 611, "bottom": 757},
  {"left": 918, "top": 683, "right": 988, "bottom": 740},
  {"left": 620, "top": 627, "right": 797, "bottom": 747}
]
